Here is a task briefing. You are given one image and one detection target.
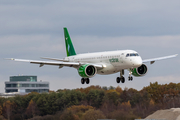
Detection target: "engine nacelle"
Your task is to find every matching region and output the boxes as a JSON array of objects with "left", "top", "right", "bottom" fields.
[
  {"left": 131, "top": 64, "right": 148, "bottom": 77},
  {"left": 78, "top": 64, "right": 97, "bottom": 78}
]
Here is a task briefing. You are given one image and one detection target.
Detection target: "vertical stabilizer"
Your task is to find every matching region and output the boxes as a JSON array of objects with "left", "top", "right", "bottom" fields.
[{"left": 64, "top": 28, "right": 76, "bottom": 57}]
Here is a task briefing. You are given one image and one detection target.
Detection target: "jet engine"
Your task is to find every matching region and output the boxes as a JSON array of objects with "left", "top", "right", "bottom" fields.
[
  {"left": 78, "top": 64, "right": 97, "bottom": 78},
  {"left": 131, "top": 64, "right": 148, "bottom": 77}
]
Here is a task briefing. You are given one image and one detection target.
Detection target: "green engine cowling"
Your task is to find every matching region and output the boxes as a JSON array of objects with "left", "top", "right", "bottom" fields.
[
  {"left": 78, "top": 64, "right": 97, "bottom": 78},
  {"left": 131, "top": 64, "right": 148, "bottom": 77}
]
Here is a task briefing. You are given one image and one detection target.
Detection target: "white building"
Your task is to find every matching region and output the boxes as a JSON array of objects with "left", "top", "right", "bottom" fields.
[{"left": 5, "top": 76, "right": 49, "bottom": 93}]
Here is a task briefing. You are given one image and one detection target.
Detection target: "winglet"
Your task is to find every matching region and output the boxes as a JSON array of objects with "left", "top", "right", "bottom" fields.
[{"left": 64, "top": 28, "right": 76, "bottom": 57}]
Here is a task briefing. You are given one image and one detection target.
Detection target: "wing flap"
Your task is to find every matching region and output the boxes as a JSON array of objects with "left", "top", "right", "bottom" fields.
[{"left": 40, "top": 57, "right": 68, "bottom": 62}]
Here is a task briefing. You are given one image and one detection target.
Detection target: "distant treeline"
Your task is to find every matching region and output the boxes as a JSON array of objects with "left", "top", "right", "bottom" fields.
[{"left": 1, "top": 82, "right": 180, "bottom": 120}]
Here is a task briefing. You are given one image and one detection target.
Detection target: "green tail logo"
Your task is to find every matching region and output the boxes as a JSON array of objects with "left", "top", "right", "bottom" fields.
[{"left": 64, "top": 28, "right": 76, "bottom": 57}]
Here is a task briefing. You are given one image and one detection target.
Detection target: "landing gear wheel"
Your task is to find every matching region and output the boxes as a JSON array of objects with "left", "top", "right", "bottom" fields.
[
  {"left": 81, "top": 78, "right": 85, "bottom": 84},
  {"left": 121, "top": 77, "right": 125, "bottom": 83},
  {"left": 116, "top": 77, "right": 120, "bottom": 83},
  {"left": 86, "top": 78, "right": 90, "bottom": 84},
  {"left": 128, "top": 76, "right": 133, "bottom": 81}
]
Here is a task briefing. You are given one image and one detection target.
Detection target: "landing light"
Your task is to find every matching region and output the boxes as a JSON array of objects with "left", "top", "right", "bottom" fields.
[{"left": 103, "top": 65, "right": 107, "bottom": 68}]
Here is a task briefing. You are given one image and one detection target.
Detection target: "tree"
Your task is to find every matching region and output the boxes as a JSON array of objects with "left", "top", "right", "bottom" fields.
[
  {"left": 59, "top": 110, "right": 79, "bottom": 120},
  {"left": 67, "top": 105, "right": 94, "bottom": 119},
  {"left": 118, "top": 101, "right": 131, "bottom": 111},
  {"left": 87, "top": 89, "right": 105, "bottom": 108},
  {"left": 26, "top": 99, "right": 39, "bottom": 118},
  {"left": 3, "top": 100, "right": 15, "bottom": 120},
  {"left": 45, "top": 92, "right": 59, "bottom": 114},
  {"left": 81, "top": 109, "right": 106, "bottom": 120},
  {"left": 105, "top": 89, "right": 120, "bottom": 105},
  {"left": 12, "top": 95, "right": 26, "bottom": 119},
  {"left": 108, "top": 86, "right": 115, "bottom": 90},
  {"left": 115, "top": 86, "right": 123, "bottom": 94},
  {"left": 24, "top": 92, "right": 39, "bottom": 107},
  {"left": 109, "top": 110, "right": 138, "bottom": 120},
  {"left": 0, "top": 106, "right": 2, "bottom": 115},
  {"left": 100, "top": 98, "right": 117, "bottom": 116},
  {"left": 143, "top": 82, "right": 162, "bottom": 103},
  {"left": 36, "top": 93, "right": 49, "bottom": 116},
  {"left": 67, "top": 105, "right": 94, "bottom": 113},
  {"left": 76, "top": 85, "right": 102, "bottom": 94}
]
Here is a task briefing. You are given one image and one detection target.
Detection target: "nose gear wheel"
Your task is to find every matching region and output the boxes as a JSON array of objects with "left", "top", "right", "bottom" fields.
[{"left": 81, "top": 78, "right": 90, "bottom": 84}]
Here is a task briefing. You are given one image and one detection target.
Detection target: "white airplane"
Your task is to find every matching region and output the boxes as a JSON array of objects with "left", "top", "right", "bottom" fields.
[{"left": 9, "top": 28, "right": 178, "bottom": 84}]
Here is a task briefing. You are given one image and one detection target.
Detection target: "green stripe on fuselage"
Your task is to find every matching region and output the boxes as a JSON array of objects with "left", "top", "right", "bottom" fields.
[{"left": 64, "top": 28, "right": 76, "bottom": 57}]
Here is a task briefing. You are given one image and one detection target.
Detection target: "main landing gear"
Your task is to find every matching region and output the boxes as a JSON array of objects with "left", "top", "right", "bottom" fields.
[
  {"left": 116, "top": 76, "right": 125, "bottom": 83},
  {"left": 116, "top": 70, "right": 133, "bottom": 83},
  {"left": 81, "top": 78, "right": 90, "bottom": 84}
]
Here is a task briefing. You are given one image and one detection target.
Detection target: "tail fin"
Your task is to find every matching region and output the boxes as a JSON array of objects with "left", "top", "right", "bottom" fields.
[{"left": 64, "top": 28, "right": 76, "bottom": 57}]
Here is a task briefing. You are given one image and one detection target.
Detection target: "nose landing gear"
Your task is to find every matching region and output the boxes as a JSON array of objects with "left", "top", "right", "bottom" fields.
[
  {"left": 81, "top": 78, "right": 90, "bottom": 84},
  {"left": 128, "top": 71, "right": 133, "bottom": 81},
  {"left": 128, "top": 76, "right": 133, "bottom": 81}
]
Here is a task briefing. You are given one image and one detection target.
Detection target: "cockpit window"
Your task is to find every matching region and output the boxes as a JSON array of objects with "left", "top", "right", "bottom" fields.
[
  {"left": 126, "top": 53, "right": 139, "bottom": 57},
  {"left": 126, "top": 54, "right": 129, "bottom": 57},
  {"left": 136, "top": 53, "right": 139, "bottom": 56},
  {"left": 130, "top": 53, "right": 136, "bottom": 56}
]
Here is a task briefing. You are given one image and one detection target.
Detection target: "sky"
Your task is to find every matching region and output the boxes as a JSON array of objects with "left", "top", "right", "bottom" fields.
[{"left": 0, "top": 0, "right": 180, "bottom": 93}]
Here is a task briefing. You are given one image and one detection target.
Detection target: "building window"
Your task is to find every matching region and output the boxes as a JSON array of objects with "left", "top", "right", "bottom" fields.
[
  {"left": 6, "top": 84, "right": 18, "bottom": 87},
  {"left": 6, "top": 89, "right": 18, "bottom": 93},
  {"left": 25, "top": 89, "right": 49, "bottom": 93}
]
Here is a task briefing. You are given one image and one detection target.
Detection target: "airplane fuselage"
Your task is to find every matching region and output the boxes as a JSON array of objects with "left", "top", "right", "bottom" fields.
[{"left": 65, "top": 50, "right": 142, "bottom": 75}]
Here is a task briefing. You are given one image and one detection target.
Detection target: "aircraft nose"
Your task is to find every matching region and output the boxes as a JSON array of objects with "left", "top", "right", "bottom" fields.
[{"left": 133, "top": 57, "right": 142, "bottom": 67}]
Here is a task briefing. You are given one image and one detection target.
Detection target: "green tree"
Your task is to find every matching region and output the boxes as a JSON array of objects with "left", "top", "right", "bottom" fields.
[
  {"left": 36, "top": 93, "right": 49, "bottom": 116},
  {"left": 11, "top": 95, "right": 26, "bottom": 119},
  {"left": 87, "top": 89, "right": 105, "bottom": 108},
  {"left": 45, "top": 92, "right": 59, "bottom": 114},
  {"left": 143, "top": 82, "right": 162, "bottom": 103},
  {"left": 105, "top": 89, "right": 120, "bottom": 105}
]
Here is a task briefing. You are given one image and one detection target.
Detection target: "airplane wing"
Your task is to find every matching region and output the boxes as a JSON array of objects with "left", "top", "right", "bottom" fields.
[
  {"left": 7, "top": 58, "right": 103, "bottom": 69},
  {"left": 142, "top": 54, "right": 178, "bottom": 64}
]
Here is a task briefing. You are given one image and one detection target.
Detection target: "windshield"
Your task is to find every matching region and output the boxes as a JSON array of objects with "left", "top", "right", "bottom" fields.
[{"left": 126, "top": 53, "right": 139, "bottom": 57}]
